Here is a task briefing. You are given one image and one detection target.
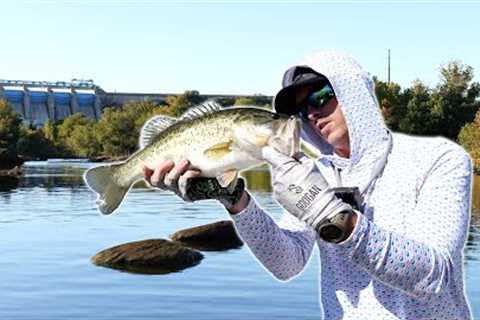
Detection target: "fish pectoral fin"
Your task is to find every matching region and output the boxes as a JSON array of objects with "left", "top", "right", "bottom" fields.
[
  {"left": 216, "top": 169, "right": 238, "bottom": 189},
  {"left": 203, "top": 140, "right": 233, "bottom": 160}
]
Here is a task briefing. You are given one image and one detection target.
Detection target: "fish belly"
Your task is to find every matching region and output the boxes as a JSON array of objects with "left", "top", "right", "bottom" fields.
[{"left": 191, "top": 149, "right": 261, "bottom": 177}]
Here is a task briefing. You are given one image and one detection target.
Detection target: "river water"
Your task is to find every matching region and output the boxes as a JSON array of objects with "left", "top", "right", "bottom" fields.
[{"left": 0, "top": 161, "right": 479, "bottom": 320}]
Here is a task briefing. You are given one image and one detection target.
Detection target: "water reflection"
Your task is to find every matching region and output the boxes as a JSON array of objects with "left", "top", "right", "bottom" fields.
[
  {"left": 6, "top": 162, "right": 480, "bottom": 230},
  {"left": 466, "top": 207, "right": 480, "bottom": 261},
  {"left": 6, "top": 162, "right": 480, "bottom": 213},
  {"left": 16, "top": 160, "right": 87, "bottom": 190},
  {"left": 12, "top": 161, "right": 478, "bottom": 263},
  {"left": 2, "top": 161, "right": 479, "bottom": 319},
  {"left": 93, "top": 260, "right": 204, "bottom": 275},
  {"left": 12, "top": 162, "right": 274, "bottom": 193}
]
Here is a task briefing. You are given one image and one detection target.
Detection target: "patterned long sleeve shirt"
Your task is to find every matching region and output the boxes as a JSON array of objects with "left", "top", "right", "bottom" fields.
[
  {"left": 232, "top": 134, "right": 472, "bottom": 319},
  {"left": 231, "top": 50, "right": 472, "bottom": 319}
]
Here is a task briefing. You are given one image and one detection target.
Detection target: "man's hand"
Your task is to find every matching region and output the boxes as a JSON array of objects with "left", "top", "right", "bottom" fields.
[
  {"left": 143, "top": 159, "right": 201, "bottom": 202},
  {"left": 143, "top": 160, "right": 247, "bottom": 209},
  {"left": 262, "top": 146, "right": 352, "bottom": 233}
]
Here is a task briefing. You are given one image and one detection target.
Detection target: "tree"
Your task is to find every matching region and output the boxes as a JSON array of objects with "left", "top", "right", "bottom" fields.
[
  {"left": 233, "top": 94, "right": 272, "bottom": 109},
  {"left": 16, "top": 129, "right": 58, "bottom": 160},
  {"left": 164, "top": 90, "right": 205, "bottom": 117},
  {"left": 233, "top": 95, "right": 272, "bottom": 110},
  {"left": 57, "top": 113, "right": 99, "bottom": 157},
  {"left": 431, "top": 61, "right": 480, "bottom": 140},
  {"left": 233, "top": 97, "right": 256, "bottom": 106},
  {"left": 374, "top": 62, "right": 480, "bottom": 140},
  {"left": 0, "top": 99, "right": 23, "bottom": 156},
  {"left": 398, "top": 81, "right": 439, "bottom": 135},
  {"left": 374, "top": 78, "right": 406, "bottom": 131},
  {"left": 66, "top": 124, "right": 100, "bottom": 158},
  {"left": 95, "top": 108, "right": 137, "bottom": 157},
  {"left": 458, "top": 110, "right": 480, "bottom": 171},
  {"left": 95, "top": 100, "right": 170, "bottom": 157},
  {"left": 122, "top": 99, "right": 165, "bottom": 133},
  {"left": 43, "top": 119, "right": 58, "bottom": 145}
]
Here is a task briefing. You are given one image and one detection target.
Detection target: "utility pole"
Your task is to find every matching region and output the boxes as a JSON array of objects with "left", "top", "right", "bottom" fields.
[{"left": 387, "top": 49, "right": 391, "bottom": 84}]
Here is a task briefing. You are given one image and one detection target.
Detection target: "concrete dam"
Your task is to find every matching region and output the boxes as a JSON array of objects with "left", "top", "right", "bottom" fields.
[{"left": 0, "top": 79, "right": 259, "bottom": 127}]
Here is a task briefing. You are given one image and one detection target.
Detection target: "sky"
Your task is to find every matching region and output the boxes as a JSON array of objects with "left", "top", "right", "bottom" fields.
[{"left": 1, "top": 0, "right": 479, "bottom": 96}]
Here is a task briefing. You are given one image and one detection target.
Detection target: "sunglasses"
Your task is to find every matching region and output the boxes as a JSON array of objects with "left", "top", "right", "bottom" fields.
[{"left": 299, "top": 84, "right": 335, "bottom": 120}]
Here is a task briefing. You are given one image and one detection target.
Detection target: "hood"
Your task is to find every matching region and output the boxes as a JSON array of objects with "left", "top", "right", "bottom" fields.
[{"left": 294, "top": 50, "right": 390, "bottom": 173}]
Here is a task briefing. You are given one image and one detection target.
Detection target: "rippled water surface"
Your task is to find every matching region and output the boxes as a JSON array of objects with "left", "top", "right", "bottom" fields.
[{"left": 0, "top": 161, "right": 479, "bottom": 319}]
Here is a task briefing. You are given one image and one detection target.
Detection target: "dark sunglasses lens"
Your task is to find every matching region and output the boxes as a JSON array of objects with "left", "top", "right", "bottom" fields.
[
  {"left": 308, "top": 85, "right": 334, "bottom": 109},
  {"left": 298, "top": 85, "right": 334, "bottom": 120}
]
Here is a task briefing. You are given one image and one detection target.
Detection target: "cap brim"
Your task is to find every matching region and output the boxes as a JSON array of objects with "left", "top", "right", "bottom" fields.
[{"left": 273, "top": 76, "right": 326, "bottom": 115}]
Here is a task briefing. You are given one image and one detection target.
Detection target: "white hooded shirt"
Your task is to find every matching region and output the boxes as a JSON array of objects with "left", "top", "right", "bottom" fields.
[{"left": 231, "top": 51, "right": 473, "bottom": 319}]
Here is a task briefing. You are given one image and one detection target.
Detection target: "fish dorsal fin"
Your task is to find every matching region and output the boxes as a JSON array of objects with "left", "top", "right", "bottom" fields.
[
  {"left": 139, "top": 115, "right": 177, "bottom": 149},
  {"left": 179, "top": 100, "right": 223, "bottom": 121}
]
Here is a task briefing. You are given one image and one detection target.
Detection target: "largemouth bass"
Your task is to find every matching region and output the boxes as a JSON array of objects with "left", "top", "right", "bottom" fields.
[{"left": 84, "top": 102, "right": 300, "bottom": 215}]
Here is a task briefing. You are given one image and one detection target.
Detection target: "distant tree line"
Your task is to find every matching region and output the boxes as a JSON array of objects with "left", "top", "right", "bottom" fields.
[
  {"left": 375, "top": 61, "right": 480, "bottom": 170},
  {"left": 0, "top": 91, "right": 272, "bottom": 161},
  {"left": 0, "top": 61, "right": 479, "bottom": 170}
]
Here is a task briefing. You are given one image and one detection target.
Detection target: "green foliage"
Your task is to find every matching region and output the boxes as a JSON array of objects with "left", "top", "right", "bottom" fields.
[
  {"left": 215, "top": 97, "right": 236, "bottom": 106},
  {"left": 374, "top": 78, "right": 406, "bottom": 130},
  {"left": 458, "top": 111, "right": 480, "bottom": 170},
  {"left": 57, "top": 113, "right": 99, "bottom": 157},
  {"left": 43, "top": 119, "right": 58, "bottom": 144},
  {"left": 164, "top": 91, "right": 204, "bottom": 117},
  {"left": 95, "top": 108, "right": 138, "bottom": 156},
  {"left": 398, "top": 81, "right": 440, "bottom": 135},
  {"left": 95, "top": 100, "right": 166, "bottom": 157},
  {"left": 375, "top": 61, "right": 480, "bottom": 141},
  {"left": 122, "top": 99, "right": 165, "bottom": 132},
  {"left": 234, "top": 97, "right": 256, "bottom": 106},
  {"left": 2, "top": 61, "right": 478, "bottom": 163},
  {"left": 16, "top": 129, "right": 58, "bottom": 160},
  {"left": 233, "top": 95, "right": 272, "bottom": 110},
  {"left": 376, "top": 60, "right": 480, "bottom": 169},
  {"left": 0, "top": 99, "right": 23, "bottom": 156},
  {"left": 430, "top": 61, "right": 480, "bottom": 140},
  {"left": 67, "top": 124, "right": 100, "bottom": 158}
]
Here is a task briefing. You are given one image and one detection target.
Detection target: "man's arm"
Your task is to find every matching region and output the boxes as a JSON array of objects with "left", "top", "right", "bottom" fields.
[
  {"left": 229, "top": 193, "right": 317, "bottom": 281},
  {"left": 225, "top": 191, "right": 250, "bottom": 214},
  {"left": 339, "top": 146, "right": 472, "bottom": 299},
  {"left": 143, "top": 160, "right": 317, "bottom": 281}
]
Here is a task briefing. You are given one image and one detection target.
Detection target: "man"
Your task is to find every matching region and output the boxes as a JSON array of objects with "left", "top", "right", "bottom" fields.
[{"left": 144, "top": 50, "right": 473, "bottom": 319}]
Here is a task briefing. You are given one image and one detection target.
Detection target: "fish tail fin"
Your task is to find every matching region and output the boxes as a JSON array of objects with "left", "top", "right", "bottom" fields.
[{"left": 83, "top": 163, "right": 131, "bottom": 215}]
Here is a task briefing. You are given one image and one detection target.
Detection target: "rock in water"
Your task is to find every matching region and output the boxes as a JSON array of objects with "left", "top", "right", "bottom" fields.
[
  {"left": 170, "top": 220, "right": 243, "bottom": 251},
  {"left": 91, "top": 239, "right": 203, "bottom": 275}
]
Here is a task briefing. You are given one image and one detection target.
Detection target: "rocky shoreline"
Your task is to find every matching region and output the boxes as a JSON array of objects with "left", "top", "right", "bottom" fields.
[
  {"left": 0, "top": 149, "right": 24, "bottom": 177},
  {"left": 0, "top": 165, "right": 22, "bottom": 177}
]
